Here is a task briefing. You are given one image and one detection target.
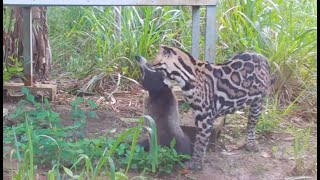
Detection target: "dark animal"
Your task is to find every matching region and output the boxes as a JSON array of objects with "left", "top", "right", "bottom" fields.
[{"left": 135, "top": 55, "right": 192, "bottom": 155}]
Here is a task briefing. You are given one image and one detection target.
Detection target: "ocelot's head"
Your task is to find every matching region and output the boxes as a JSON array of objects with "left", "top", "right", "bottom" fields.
[
  {"left": 152, "top": 45, "right": 197, "bottom": 87},
  {"left": 135, "top": 55, "right": 171, "bottom": 92}
]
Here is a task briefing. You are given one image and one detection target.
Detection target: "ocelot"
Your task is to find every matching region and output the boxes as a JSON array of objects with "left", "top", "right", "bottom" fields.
[{"left": 152, "top": 45, "right": 272, "bottom": 170}]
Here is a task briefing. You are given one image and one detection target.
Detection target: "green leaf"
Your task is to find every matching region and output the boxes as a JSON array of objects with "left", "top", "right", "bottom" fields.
[
  {"left": 87, "top": 99, "right": 97, "bottom": 109},
  {"left": 75, "top": 97, "right": 84, "bottom": 104},
  {"left": 115, "top": 172, "right": 129, "bottom": 180},
  {"left": 170, "top": 138, "right": 176, "bottom": 149},
  {"left": 47, "top": 170, "right": 55, "bottom": 180},
  {"left": 75, "top": 149, "right": 84, "bottom": 154},
  {"left": 88, "top": 110, "right": 97, "bottom": 119},
  {"left": 119, "top": 143, "right": 127, "bottom": 150},
  {"left": 63, "top": 166, "right": 74, "bottom": 177},
  {"left": 44, "top": 99, "right": 50, "bottom": 109},
  {"left": 21, "top": 87, "right": 30, "bottom": 95},
  {"left": 73, "top": 121, "right": 81, "bottom": 128},
  {"left": 71, "top": 97, "right": 83, "bottom": 106},
  {"left": 26, "top": 94, "right": 35, "bottom": 104}
]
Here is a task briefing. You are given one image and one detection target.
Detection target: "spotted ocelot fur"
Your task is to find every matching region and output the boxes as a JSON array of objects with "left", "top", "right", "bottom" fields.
[{"left": 152, "top": 45, "right": 272, "bottom": 170}]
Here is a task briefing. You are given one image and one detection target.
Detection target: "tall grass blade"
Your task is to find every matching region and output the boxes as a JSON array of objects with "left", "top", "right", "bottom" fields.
[
  {"left": 25, "top": 114, "right": 34, "bottom": 180},
  {"left": 143, "top": 115, "right": 158, "bottom": 173},
  {"left": 12, "top": 126, "right": 21, "bottom": 162},
  {"left": 126, "top": 117, "right": 144, "bottom": 173}
]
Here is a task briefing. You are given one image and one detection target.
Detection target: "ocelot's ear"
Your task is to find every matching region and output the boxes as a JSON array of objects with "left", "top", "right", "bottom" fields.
[{"left": 159, "top": 44, "right": 170, "bottom": 52}]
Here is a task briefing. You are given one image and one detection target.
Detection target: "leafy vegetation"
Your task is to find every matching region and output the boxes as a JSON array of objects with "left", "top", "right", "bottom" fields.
[
  {"left": 46, "top": 0, "right": 316, "bottom": 118},
  {"left": 3, "top": 56, "right": 24, "bottom": 82},
  {"left": 291, "top": 127, "right": 312, "bottom": 176},
  {"left": 3, "top": 88, "right": 190, "bottom": 179}
]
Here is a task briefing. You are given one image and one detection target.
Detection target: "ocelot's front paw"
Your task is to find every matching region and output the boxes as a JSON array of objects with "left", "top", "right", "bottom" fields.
[
  {"left": 245, "top": 142, "right": 259, "bottom": 152},
  {"left": 184, "top": 159, "right": 203, "bottom": 171}
]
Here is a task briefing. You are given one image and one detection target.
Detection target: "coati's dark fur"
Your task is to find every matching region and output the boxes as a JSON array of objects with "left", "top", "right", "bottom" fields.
[{"left": 135, "top": 55, "right": 193, "bottom": 155}]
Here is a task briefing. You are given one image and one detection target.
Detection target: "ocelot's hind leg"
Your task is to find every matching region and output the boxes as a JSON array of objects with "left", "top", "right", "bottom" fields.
[{"left": 245, "top": 99, "right": 263, "bottom": 152}]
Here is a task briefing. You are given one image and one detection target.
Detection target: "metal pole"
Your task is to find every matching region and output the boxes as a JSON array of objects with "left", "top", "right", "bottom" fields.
[
  {"left": 191, "top": 6, "right": 200, "bottom": 59},
  {"left": 205, "top": 5, "right": 217, "bottom": 63},
  {"left": 22, "top": 7, "right": 33, "bottom": 86},
  {"left": 114, "top": 6, "right": 122, "bottom": 39}
]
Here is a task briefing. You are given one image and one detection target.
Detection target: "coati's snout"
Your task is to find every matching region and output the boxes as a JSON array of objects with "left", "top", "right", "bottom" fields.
[{"left": 135, "top": 55, "right": 169, "bottom": 92}]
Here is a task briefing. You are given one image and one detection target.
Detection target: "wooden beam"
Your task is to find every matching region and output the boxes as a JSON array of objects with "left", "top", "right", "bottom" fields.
[
  {"left": 4, "top": 0, "right": 216, "bottom": 6},
  {"left": 22, "top": 7, "right": 33, "bottom": 86}
]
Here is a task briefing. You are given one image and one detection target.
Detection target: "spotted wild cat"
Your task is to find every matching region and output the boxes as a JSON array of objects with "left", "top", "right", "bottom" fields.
[{"left": 152, "top": 45, "right": 272, "bottom": 170}]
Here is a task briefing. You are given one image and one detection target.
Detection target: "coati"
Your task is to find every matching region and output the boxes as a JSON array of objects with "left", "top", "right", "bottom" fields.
[{"left": 135, "top": 55, "right": 193, "bottom": 155}]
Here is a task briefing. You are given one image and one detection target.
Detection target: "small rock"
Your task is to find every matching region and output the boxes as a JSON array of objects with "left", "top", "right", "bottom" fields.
[
  {"left": 221, "top": 150, "right": 239, "bottom": 156},
  {"left": 3, "top": 108, "right": 8, "bottom": 117},
  {"left": 283, "top": 136, "right": 295, "bottom": 141}
]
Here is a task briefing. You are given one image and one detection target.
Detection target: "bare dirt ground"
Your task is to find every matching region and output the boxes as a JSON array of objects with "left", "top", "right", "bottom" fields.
[{"left": 3, "top": 81, "right": 317, "bottom": 180}]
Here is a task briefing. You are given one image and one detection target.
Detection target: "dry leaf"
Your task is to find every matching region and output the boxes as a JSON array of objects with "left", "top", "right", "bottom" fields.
[
  {"left": 236, "top": 137, "right": 246, "bottom": 148},
  {"left": 181, "top": 168, "right": 190, "bottom": 175},
  {"left": 225, "top": 144, "right": 239, "bottom": 152},
  {"left": 260, "top": 151, "right": 272, "bottom": 158},
  {"left": 221, "top": 151, "right": 239, "bottom": 156},
  {"left": 283, "top": 136, "right": 295, "bottom": 141}
]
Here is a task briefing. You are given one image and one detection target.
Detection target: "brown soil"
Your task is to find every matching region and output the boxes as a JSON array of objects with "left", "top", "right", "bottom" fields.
[{"left": 3, "top": 88, "right": 317, "bottom": 180}]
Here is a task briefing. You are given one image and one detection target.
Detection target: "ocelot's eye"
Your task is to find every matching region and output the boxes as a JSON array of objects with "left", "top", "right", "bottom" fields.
[
  {"left": 153, "top": 62, "right": 164, "bottom": 69},
  {"left": 153, "top": 57, "right": 163, "bottom": 65}
]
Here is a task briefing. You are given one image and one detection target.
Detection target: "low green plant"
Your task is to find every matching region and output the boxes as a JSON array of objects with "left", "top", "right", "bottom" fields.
[
  {"left": 257, "top": 87, "right": 308, "bottom": 133},
  {"left": 257, "top": 97, "right": 283, "bottom": 132},
  {"left": 3, "top": 56, "right": 24, "bottom": 82},
  {"left": 4, "top": 88, "right": 190, "bottom": 179},
  {"left": 179, "top": 101, "right": 191, "bottom": 112},
  {"left": 291, "top": 127, "right": 312, "bottom": 176},
  {"left": 70, "top": 96, "right": 98, "bottom": 138}
]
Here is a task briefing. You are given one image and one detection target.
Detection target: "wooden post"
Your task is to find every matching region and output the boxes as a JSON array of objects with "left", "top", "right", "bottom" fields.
[
  {"left": 205, "top": 5, "right": 217, "bottom": 63},
  {"left": 22, "top": 7, "right": 33, "bottom": 86},
  {"left": 191, "top": 6, "right": 200, "bottom": 59}
]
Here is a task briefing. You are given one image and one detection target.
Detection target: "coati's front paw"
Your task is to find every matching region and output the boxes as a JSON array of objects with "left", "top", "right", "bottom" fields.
[{"left": 184, "top": 159, "right": 203, "bottom": 171}]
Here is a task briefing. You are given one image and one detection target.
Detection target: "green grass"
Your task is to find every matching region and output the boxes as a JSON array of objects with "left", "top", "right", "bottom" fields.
[
  {"left": 3, "top": 88, "right": 190, "bottom": 179},
  {"left": 46, "top": 1, "right": 316, "bottom": 119},
  {"left": 48, "top": 6, "right": 193, "bottom": 79}
]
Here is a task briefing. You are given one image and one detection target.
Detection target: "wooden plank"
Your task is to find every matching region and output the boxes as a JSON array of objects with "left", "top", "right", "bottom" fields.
[
  {"left": 3, "top": 83, "right": 57, "bottom": 100},
  {"left": 4, "top": 0, "right": 217, "bottom": 6},
  {"left": 205, "top": 5, "right": 217, "bottom": 63},
  {"left": 172, "top": 86, "right": 184, "bottom": 101},
  {"left": 191, "top": 6, "right": 200, "bottom": 59},
  {"left": 22, "top": 7, "right": 33, "bottom": 86}
]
